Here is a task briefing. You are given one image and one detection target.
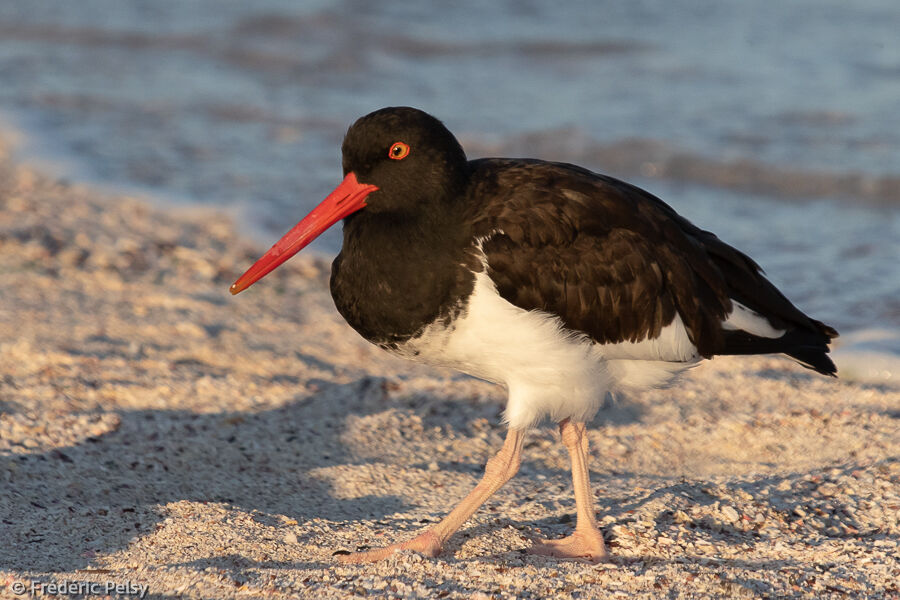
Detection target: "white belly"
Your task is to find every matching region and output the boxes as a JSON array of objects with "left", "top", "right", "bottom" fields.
[{"left": 391, "top": 271, "right": 697, "bottom": 430}]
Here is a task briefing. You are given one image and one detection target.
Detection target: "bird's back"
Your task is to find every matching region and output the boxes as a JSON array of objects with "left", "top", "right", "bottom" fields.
[{"left": 464, "top": 158, "right": 837, "bottom": 375}]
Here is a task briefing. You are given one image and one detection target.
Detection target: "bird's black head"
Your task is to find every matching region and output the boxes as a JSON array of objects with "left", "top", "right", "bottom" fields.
[
  {"left": 230, "top": 107, "right": 467, "bottom": 295},
  {"left": 341, "top": 107, "right": 469, "bottom": 214}
]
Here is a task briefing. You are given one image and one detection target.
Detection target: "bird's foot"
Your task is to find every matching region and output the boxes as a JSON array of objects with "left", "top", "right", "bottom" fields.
[
  {"left": 335, "top": 530, "right": 443, "bottom": 564},
  {"left": 528, "top": 528, "right": 611, "bottom": 564}
]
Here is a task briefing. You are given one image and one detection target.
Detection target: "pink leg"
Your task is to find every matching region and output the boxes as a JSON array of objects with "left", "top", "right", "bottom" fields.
[
  {"left": 337, "top": 427, "right": 526, "bottom": 564},
  {"left": 529, "top": 419, "right": 611, "bottom": 563}
]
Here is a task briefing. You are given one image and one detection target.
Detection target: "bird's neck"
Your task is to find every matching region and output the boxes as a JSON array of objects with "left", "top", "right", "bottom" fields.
[
  {"left": 330, "top": 198, "right": 477, "bottom": 346},
  {"left": 343, "top": 192, "right": 467, "bottom": 251}
]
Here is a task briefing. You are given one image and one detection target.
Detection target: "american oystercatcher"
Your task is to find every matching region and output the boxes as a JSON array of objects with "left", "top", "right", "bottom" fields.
[{"left": 230, "top": 107, "right": 837, "bottom": 564}]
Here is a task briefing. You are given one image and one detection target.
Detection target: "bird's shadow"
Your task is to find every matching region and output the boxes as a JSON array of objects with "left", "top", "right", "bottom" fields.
[
  {"left": 5, "top": 373, "right": 892, "bottom": 579},
  {"left": 4, "top": 372, "right": 624, "bottom": 573},
  {"left": 2, "top": 377, "right": 441, "bottom": 572}
]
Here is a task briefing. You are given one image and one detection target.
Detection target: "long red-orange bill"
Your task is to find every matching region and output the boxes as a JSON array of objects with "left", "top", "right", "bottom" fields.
[{"left": 230, "top": 172, "right": 377, "bottom": 295}]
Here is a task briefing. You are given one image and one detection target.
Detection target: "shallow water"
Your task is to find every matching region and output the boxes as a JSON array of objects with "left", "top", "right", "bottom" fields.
[{"left": 0, "top": 0, "right": 898, "bottom": 338}]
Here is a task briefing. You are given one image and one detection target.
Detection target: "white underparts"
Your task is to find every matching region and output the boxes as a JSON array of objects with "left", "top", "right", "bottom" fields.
[
  {"left": 599, "top": 313, "right": 699, "bottom": 362},
  {"left": 389, "top": 258, "right": 788, "bottom": 429},
  {"left": 392, "top": 271, "right": 699, "bottom": 430},
  {"left": 600, "top": 312, "right": 701, "bottom": 391}
]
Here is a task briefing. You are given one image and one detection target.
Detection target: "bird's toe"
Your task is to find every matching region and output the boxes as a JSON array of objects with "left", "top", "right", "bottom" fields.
[
  {"left": 334, "top": 530, "right": 443, "bottom": 564},
  {"left": 527, "top": 530, "right": 611, "bottom": 564}
]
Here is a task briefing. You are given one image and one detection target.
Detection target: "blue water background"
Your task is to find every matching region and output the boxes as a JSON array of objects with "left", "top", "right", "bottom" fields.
[{"left": 0, "top": 0, "right": 898, "bottom": 334}]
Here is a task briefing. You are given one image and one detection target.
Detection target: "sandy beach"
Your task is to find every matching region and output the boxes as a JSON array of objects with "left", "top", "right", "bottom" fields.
[{"left": 0, "top": 131, "right": 898, "bottom": 599}]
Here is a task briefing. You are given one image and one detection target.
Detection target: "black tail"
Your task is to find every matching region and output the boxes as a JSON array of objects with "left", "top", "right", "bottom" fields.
[
  {"left": 684, "top": 225, "right": 839, "bottom": 376},
  {"left": 720, "top": 320, "right": 838, "bottom": 376},
  {"left": 606, "top": 173, "right": 840, "bottom": 376}
]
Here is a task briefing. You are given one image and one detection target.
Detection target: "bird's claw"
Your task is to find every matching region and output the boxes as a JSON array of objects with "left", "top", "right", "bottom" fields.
[{"left": 335, "top": 530, "right": 443, "bottom": 564}]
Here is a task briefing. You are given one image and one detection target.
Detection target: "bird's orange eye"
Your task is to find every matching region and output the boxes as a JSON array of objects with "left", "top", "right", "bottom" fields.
[{"left": 388, "top": 142, "right": 410, "bottom": 160}]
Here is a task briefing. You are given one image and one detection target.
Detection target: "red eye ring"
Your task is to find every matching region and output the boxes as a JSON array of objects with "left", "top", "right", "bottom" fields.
[{"left": 388, "top": 142, "right": 410, "bottom": 160}]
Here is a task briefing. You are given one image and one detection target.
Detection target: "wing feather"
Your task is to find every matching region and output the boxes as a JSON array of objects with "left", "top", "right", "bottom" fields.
[
  {"left": 466, "top": 159, "right": 732, "bottom": 355},
  {"left": 464, "top": 158, "right": 836, "bottom": 367}
]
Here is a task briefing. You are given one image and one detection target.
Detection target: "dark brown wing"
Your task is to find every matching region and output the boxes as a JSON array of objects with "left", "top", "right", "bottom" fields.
[{"left": 465, "top": 158, "right": 837, "bottom": 371}]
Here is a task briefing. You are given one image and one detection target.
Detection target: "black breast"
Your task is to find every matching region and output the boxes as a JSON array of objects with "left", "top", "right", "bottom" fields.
[{"left": 329, "top": 210, "right": 480, "bottom": 347}]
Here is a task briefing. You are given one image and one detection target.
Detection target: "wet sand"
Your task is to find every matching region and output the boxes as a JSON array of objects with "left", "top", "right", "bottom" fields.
[{"left": 1, "top": 133, "right": 898, "bottom": 598}]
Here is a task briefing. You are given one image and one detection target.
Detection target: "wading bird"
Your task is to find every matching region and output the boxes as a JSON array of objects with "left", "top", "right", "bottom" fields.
[{"left": 231, "top": 107, "right": 837, "bottom": 563}]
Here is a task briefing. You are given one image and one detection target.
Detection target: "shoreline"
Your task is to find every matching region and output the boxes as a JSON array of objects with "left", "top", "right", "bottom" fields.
[
  {"left": 0, "top": 110, "right": 298, "bottom": 251},
  {"left": 1, "top": 130, "right": 898, "bottom": 598}
]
